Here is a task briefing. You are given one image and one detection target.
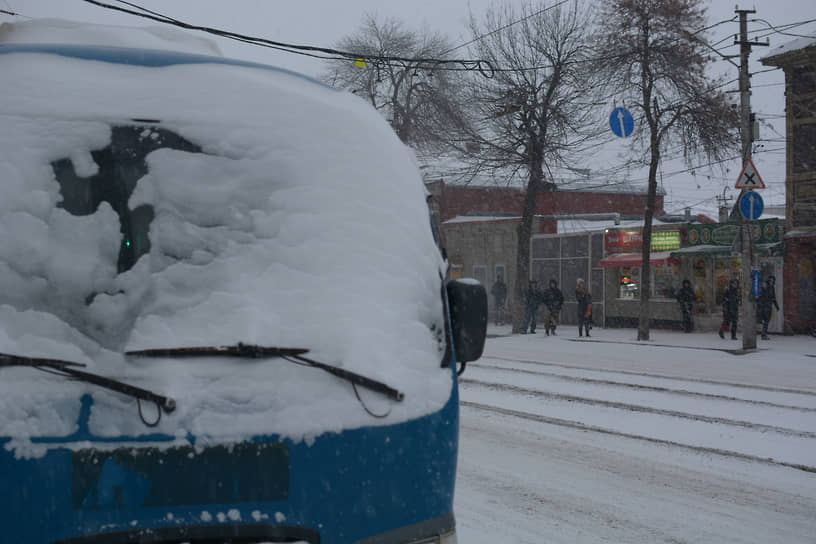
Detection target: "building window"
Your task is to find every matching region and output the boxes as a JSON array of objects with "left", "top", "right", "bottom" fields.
[
  {"left": 494, "top": 264, "right": 506, "bottom": 282},
  {"left": 473, "top": 264, "right": 487, "bottom": 286},
  {"left": 652, "top": 260, "right": 680, "bottom": 300},
  {"left": 617, "top": 262, "right": 679, "bottom": 300},
  {"left": 618, "top": 266, "right": 640, "bottom": 299}
]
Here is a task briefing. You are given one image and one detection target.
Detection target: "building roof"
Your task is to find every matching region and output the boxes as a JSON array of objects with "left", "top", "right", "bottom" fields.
[{"left": 761, "top": 36, "right": 816, "bottom": 65}]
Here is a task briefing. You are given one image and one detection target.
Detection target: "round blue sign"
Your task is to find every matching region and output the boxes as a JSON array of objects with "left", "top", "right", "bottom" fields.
[
  {"left": 609, "top": 107, "right": 634, "bottom": 138},
  {"left": 739, "top": 191, "right": 764, "bottom": 221}
]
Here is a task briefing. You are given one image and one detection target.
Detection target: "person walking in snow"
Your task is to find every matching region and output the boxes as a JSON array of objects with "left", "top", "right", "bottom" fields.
[
  {"left": 676, "top": 279, "right": 695, "bottom": 333},
  {"left": 756, "top": 275, "right": 779, "bottom": 340},
  {"left": 491, "top": 274, "right": 508, "bottom": 326},
  {"left": 576, "top": 278, "right": 592, "bottom": 337},
  {"left": 719, "top": 279, "right": 740, "bottom": 340},
  {"left": 542, "top": 279, "right": 564, "bottom": 336},
  {"left": 521, "top": 279, "right": 541, "bottom": 334}
]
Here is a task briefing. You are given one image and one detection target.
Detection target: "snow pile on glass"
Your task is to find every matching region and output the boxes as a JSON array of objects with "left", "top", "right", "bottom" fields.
[{"left": 0, "top": 19, "right": 448, "bottom": 456}]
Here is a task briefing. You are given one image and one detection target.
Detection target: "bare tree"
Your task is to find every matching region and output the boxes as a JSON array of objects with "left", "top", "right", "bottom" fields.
[
  {"left": 322, "top": 15, "right": 468, "bottom": 152},
  {"left": 595, "top": 0, "right": 738, "bottom": 341},
  {"left": 462, "top": 0, "right": 599, "bottom": 333}
]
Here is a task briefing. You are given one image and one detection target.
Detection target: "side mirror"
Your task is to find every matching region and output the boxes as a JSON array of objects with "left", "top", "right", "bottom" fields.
[{"left": 446, "top": 279, "right": 487, "bottom": 365}]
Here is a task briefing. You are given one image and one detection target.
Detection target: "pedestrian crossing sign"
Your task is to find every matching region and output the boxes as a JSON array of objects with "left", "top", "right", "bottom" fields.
[{"left": 735, "top": 158, "right": 765, "bottom": 189}]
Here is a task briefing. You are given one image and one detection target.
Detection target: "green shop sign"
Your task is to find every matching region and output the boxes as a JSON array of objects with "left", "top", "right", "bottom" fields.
[{"left": 687, "top": 218, "right": 779, "bottom": 246}]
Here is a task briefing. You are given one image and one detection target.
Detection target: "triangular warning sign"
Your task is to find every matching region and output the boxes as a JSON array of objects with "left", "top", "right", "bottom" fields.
[{"left": 735, "top": 158, "right": 765, "bottom": 189}]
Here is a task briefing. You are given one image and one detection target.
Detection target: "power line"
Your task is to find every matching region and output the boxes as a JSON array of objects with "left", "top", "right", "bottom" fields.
[
  {"left": 80, "top": 0, "right": 495, "bottom": 75},
  {"left": 750, "top": 17, "right": 816, "bottom": 39},
  {"left": 441, "top": 0, "right": 571, "bottom": 56}
]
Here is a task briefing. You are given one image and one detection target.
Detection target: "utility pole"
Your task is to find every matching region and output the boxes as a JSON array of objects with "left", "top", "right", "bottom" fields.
[{"left": 734, "top": 7, "right": 768, "bottom": 350}]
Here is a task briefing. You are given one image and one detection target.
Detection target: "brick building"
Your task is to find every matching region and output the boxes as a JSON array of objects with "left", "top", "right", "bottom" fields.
[
  {"left": 429, "top": 178, "right": 665, "bottom": 324},
  {"left": 429, "top": 179, "right": 664, "bottom": 225},
  {"left": 762, "top": 38, "right": 816, "bottom": 333}
]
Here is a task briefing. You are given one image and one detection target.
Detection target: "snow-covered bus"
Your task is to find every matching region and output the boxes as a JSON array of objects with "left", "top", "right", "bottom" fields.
[{"left": 0, "top": 19, "right": 486, "bottom": 544}]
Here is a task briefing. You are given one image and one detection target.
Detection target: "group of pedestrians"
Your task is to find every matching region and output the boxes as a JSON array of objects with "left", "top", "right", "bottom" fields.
[
  {"left": 494, "top": 273, "right": 780, "bottom": 340},
  {"left": 521, "top": 279, "right": 566, "bottom": 335},
  {"left": 490, "top": 276, "right": 591, "bottom": 337},
  {"left": 677, "top": 276, "right": 779, "bottom": 340}
]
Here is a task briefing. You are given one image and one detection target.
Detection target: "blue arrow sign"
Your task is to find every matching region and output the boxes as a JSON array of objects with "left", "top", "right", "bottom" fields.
[
  {"left": 739, "top": 191, "right": 764, "bottom": 221},
  {"left": 609, "top": 107, "right": 634, "bottom": 137}
]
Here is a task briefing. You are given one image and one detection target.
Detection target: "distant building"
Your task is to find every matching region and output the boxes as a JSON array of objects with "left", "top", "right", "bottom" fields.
[
  {"left": 429, "top": 176, "right": 667, "bottom": 325},
  {"left": 761, "top": 38, "right": 816, "bottom": 333}
]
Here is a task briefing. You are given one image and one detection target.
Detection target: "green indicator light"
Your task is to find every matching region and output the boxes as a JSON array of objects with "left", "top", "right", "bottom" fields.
[{"left": 125, "top": 240, "right": 132, "bottom": 247}]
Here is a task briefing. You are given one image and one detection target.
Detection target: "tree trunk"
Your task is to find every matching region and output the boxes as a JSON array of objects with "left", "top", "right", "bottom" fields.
[
  {"left": 512, "top": 167, "right": 542, "bottom": 334},
  {"left": 638, "top": 151, "right": 659, "bottom": 341}
]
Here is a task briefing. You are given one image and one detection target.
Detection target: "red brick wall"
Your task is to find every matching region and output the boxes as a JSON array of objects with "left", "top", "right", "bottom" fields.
[
  {"left": 783, "top": 235, "right": 816, "bottom": 333},
  {"left": 439, "top": 185, "right": 661, "bottom": 222}
]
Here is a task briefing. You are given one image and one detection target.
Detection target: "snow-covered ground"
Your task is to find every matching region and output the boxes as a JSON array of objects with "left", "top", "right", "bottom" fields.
[{"left": 455, "top": 325, "right": 816, "bottom": 543}]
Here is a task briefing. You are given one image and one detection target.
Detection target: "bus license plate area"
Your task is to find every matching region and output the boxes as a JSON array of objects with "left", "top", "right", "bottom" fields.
[{"left": 71, "top": 442, "right": 289, "bottom": 509}]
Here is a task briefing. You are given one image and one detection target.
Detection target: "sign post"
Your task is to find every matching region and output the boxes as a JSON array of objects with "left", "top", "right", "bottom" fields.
[{"left": 735, "top": 158, "right": 765, "bottom": 350}]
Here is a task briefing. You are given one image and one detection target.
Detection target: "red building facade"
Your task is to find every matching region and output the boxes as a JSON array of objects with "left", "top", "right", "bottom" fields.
[{"left": 433, "top": 182, "right": 663, "bottom": 224}]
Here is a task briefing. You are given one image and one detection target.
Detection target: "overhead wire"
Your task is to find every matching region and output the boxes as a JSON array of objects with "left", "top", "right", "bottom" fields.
[
  {"left": 441, "top": 0, "right": 571, "bottom": 56},
  {"left": 80, "top": 0, "right": 496, "bottom": 75}
]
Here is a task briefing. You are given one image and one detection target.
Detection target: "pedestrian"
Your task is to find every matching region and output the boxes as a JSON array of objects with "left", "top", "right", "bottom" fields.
[
  {"left": 491, "top": 274, "right": 508, "bottom": 326},
  {"left": 756, "top": 275, "right": 779, "bottom": 340},
  {"left": 576, "top": 278, "right": 592, "bottom": 337},
  {"left": 522, "top": 279, "right": 541, "bottom": 334},
  {"left": 676, "top": 279, "right": 695, "bottom": 333},
  {"left": 542, "top": 279, "right": 564, "bottom": 336},
  {"left": 719, "top": 279, "right": 740, "bottom": 340}
]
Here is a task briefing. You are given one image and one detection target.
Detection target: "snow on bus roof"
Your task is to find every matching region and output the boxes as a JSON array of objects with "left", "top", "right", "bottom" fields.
[{"left": 0, "top": 17, "right": 223, "bottom": 55}]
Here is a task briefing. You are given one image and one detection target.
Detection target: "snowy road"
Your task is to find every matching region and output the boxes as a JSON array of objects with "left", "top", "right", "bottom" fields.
[{"left": 454, "top": 329, "right": 816, "bottom": 543}]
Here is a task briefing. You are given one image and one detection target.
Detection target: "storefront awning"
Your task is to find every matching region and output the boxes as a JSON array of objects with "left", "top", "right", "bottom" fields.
[
  {"left": 670, "top": 242, "right": 785, "bottom": 258},
  {"left": 597, "top": 250, "right": 677, "bottom": 267},
  {"left": 670, "top": 244, "right": 730, "bottom": 257}
]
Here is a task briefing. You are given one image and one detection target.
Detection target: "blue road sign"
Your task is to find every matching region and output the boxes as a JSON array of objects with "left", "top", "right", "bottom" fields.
[
  {"left": 739, "top": 191, "right": 764, "bottom": 221},
  {"left": 609, "top": 107, "right": 634, "bottom": 137},
  {"left": 751, "top": 270, "right": 762, "bottom": 297}
]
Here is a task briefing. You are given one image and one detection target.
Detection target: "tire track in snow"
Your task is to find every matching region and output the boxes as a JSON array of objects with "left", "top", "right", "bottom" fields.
[
  {"left": 470, "top": 361, "right": 816, "bottom": 413},
  {"left": 461, "top": 400, "right": 816, "bottom": 474},
  {"left": 461, "top": 379, "right": 816, "bottom": 439},
  {"left": 482, "top": 356, "right": 816, "bottom": 398}
]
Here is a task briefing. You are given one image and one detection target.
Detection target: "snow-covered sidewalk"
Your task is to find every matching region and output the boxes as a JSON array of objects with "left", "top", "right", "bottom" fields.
[{"left": 482, "top": 324, "right": 816, "bottom": 393}]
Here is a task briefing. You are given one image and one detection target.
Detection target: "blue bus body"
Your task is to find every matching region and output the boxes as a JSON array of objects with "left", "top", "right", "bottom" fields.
[
  {"left": 0, "top": 21, "right": 485, "bottom": 544},
  {"left": 0, "top": 388, "right": 459, "bottom": 543}
]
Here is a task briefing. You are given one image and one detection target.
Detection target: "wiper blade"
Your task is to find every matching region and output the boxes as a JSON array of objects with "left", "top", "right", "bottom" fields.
[
  {"left": 126, "top": 344, "right": 309, "bottom": 358},
  {"left": 127, "top": 343, "right": 405, "bottom": 402},
  {"left": 0, "top": 352, "right": 176, "bottom": 427}
]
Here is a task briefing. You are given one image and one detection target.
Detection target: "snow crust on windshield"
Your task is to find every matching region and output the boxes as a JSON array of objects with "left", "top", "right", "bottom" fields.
[{"left": 0, "top": 20, "right": 449, "bottom": 455}]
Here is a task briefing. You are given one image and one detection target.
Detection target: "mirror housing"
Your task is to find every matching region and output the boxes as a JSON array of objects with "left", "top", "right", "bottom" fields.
[{"left": 446, "top": 279, "right": 487, "bottom": 364}]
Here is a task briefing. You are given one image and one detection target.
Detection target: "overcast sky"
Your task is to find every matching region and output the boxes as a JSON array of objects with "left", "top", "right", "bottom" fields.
[{"left": 2, "top": 0, "right": 815, "bottom": 216}]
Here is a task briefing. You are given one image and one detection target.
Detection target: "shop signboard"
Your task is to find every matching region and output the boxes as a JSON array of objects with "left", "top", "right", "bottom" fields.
[
  {"left": 686, "top": 218, "right": 779, "bottom": 247},
  {"left": 604, "top": 229, "right": 681, "bottom": 252}
]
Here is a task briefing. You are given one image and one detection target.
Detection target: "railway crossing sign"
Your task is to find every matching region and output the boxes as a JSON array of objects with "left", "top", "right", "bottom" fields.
[
  {"left": 609, "top": 107, "right": 634, "bottom": 138},
  {"left": 735, "top": 158, "right": 765, "bottom": 189},
  {"left": 739, "top": 190, "right": 764, "bottom": 221}
]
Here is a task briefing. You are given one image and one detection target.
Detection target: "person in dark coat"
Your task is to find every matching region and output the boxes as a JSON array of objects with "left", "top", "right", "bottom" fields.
[
  {"left": 542, "top": 279, "right": 564, "bottom": 336},
  {"left": 522, "top": 279, "right": 541, "bottom": 334},
  {"left": 490, "top": 274, "right": 508, "bottom": 326},
  {"left": 719, "top": 279, "right": 740, "bottom": 340},
  {"left": 576, "top": 278, "right": 592, "bottom": 337},
  {"left": 756, "top": 275, "right": 779, "bottom": 340},
  {"left": 676, "top": 279, "right": 696, "bottom": 333}
]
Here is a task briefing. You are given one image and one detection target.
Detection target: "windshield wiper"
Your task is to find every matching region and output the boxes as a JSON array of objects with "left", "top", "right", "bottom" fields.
[
  {"left": 0, "top": 352, "right": 176, "bottom": 427},
  {"left": 127, "top": 343, "right": 405, "bottom": 403}
]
